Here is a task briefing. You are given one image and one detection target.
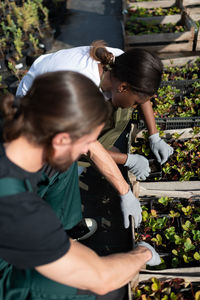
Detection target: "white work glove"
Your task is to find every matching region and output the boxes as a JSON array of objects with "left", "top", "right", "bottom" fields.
[
  {"left": 124, "top": 154, "right": 150, "bottom": 180},
  {"left": 120, "top": 188, "right": 142, "bottom": 229},
  {"left": 149, "top": 133, "right": 174, "bottom": 165},
  {"left": 137, "top": 241, "right": 161, "bottom": 266}
]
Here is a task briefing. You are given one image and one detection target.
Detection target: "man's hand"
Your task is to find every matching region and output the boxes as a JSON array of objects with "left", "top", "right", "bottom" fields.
[
  {"left": 137, "top": 242, "right": 161, "bottom": 266},
  {"left": 120, "top": 189, "right": 142, "bottom": 228},
  {"left": 149, "top": 133, "right": 174, "bottom": 164},
  {"left": 124, "top": 154, "right": 150, "bottom": 180}
]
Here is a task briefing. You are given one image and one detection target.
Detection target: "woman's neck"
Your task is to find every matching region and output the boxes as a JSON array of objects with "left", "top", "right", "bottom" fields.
[
  {"left": 5, "top": 136, "right": 44, "bottom": 172},
  {"left": 98, "top": 64, "right": 112, "bottom": 92}
]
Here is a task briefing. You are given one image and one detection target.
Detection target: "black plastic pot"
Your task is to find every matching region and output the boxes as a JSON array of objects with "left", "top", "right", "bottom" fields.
[{"left": 148, "top": 159, "right": 162, "bottom": 179}]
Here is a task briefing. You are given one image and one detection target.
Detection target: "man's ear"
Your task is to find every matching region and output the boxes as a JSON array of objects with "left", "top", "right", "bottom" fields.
[{"left": 52, "top": 132, "right": 71, "bottom": 147}]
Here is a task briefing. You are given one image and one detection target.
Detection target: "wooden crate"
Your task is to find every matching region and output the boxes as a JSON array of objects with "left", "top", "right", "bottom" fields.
[
  {"left": 182, "top": 0, "right": 200, "bottom": 6},
  {"left": 139, "top": 267, "right": 200, "bottom": 282},
  {"left": 125, "top": 0, "right": 181, "bottom": 9},
  {"left": 127, "top": 125, "right": 200, "bottom": 298},
  {"left": 124, "top": 11, "right": 197, "bottom": 52},
  {"left": 186, "top": 7, "right": 200, "bottom": 21},
  {"left": 123, "top": 0, "right": 182, "bottom": 24},
  {"left": 196, "top": 25, "right": 200, "bottom": 50}
]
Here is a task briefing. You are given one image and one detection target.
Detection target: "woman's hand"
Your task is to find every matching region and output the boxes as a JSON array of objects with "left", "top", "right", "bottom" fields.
[
  {"left": 149, "top": 133, "right": 174, "bottom": 164},
  {"left": 124, "top": 154, "right": 150, "bottom": 180}
]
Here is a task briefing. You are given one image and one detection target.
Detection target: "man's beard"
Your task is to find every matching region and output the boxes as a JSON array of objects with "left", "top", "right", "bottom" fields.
[{"left": 43, "top": 145, "right": 74, "bottom": 172}]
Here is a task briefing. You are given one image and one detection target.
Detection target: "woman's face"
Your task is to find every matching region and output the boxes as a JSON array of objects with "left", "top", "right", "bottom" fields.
[
  {"left": 111, "top": 89, "right": 147, "bottom": 108},
  {"left": 109, "top": 76, "right": 148, "bottom": 109}
]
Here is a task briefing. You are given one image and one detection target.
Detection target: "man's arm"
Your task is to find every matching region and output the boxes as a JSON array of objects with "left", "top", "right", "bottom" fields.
[
  {"left": 88, "top": 141, "right": 129, "bottom": 195},
  {"left": 36, "top": 239, "right": 152, "bottom": 295},
  {"left": 88, "top": 141, "right": 143, "bottom": 228}
]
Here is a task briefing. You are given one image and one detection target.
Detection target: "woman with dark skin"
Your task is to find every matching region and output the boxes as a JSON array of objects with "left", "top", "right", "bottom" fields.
[
  {"left": 17, "top": 40, "right": 173, "bottom": 182},
  {"left": 89, "top": 41, "right": 173, "bottom": 170}
]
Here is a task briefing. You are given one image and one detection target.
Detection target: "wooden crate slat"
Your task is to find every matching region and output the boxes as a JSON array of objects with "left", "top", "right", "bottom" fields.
[
  {"left": 126, "top": 43, "right": 193, "bottom": 52},
  {"left": 186, "top": 7, "right": 200, "bottom": 22},
  {"left": 182, "top": 0, "right": 200, "bottom": 6},
  {"left": 128, "top": 0, "right": 176, "bottom": 8},
  {"left": 196, "top": 28, "right": 200, "bottom": 50},
  {"left": 126, "top": 0, "right": 180, "bottom": 8},
  {"left": 129, "top": 14, "right": 181, "bottom": 23},
  {"left": 139, "top": 272, "right": 200, "bottom": 282},
  {"left": 126, "top": 30, "right": 193, "bottom": 43},
  {"left": 161, "top": 55, "right": 200, "bottom": 66}
]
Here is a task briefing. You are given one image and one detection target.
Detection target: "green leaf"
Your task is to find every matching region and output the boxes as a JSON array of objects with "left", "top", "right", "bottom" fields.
[
  {"left": 184, "top": 238, "right": 195, "bottom": 252},
  {"left": 194, "top": 252, "right": 200, "bottom": 260},
  {"left": 151, "top": 234, "right": 163, "bottom": 246},
  {"left": 142, "top": 210, "right": 149, "bottom": 222},
  {"left": 183, "top": 254, "right": 193, "bottom": 263},
  {"left": 169, "top": 210, "right": 180, "bottom": 218},
  {"left": 151, "top": 277, "right": 161, "bottom": 292},
  {"left": 172, "top": 249, "right": 178, "bottom": 256},
  {"left": 158, "top": 196, "right": 172, "bottom": 206},
  {"left": 182, "top": 206, "right": 193, "bottom": 216},
  {"left": 171, "top": 257, "right": 179, "bottom": 267},
  {"left": 174, "top": 234, "right": 182, "bottom": 245},
  {"left": 195, "top": 291, "right": 200, "bottom": 300},
  {"left": 170, "top": 292, "right": 178, "bottom": 300},
  {"left": 161, "top": 296, "right": 169, "bottom": 300}
]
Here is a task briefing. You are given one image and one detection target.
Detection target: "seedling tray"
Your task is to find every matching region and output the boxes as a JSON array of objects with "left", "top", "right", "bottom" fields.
[
  {"left": 123, "top": 11, "right": 197, "bottom": 52},
  {"left": 160, "top": 78, "right": 200, "bottom": 89},
  {"left": 136, "top": 196, "right": 200, "bottom": 280},
  {"left": 132, "top": 277, "right": 200, "bottom": 299},
  {"left": 136, "top": 116, "right": 200, "bottom": 130},
  {"left": 128, "top": 124, "right": 200, "bottom": 182}
]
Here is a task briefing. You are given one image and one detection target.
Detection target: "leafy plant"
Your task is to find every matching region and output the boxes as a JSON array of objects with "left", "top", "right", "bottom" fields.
[
  {"left": 132, "top": 277, "right": 200, "bottom": 300},
  {"left": 130, "top": 128, "right": 200, "bottom": 182},
  {"left": 14, "top": 28, "right": 24, "bottom": 59},
  {"left": 126, "top": 19, "right": 185, "bottom": 35},
  {"left": 128, "top": 6, "right": 181, "bottom": 17},
  {"left": 136, "top": 196, "right": 200, "bottom": 269}
]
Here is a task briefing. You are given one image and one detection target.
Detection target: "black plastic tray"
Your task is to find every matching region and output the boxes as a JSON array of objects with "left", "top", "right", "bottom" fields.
[
  {"left": 160, "top": 78, "right": 200, "bottom": 97},
  {"left": 136, "top": 116, "right": 200, "bottom": 130}
]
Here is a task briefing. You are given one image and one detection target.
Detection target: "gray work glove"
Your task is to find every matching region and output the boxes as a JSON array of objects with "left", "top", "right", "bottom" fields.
[
  {"left": 149, "top": 133, "right": 174, "bottom": 165},
  {"left": 120, "top": 188, "right": 142, "bottom": 229},
  {"left": 137, "top": 241, "right": 161, "bottom": 266},
  {"left": 124, "top": 154, "right": 151, "bottom": 180}
]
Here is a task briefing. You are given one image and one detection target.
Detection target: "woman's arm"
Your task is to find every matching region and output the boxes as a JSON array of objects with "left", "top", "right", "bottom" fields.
[
  {"left": 140, "top": 100, "right": 174, "bottom": 164},
  {"left": 36, "top": 239, "right": 152, "bottom": 295},
  {"left": 140, "top": 100, "right": 158, "bottom": 136}
]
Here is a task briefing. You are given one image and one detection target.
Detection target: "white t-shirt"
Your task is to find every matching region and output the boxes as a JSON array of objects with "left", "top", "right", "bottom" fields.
[{"left": 16, "top": 46, "right": 124, "bottom": 97}]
